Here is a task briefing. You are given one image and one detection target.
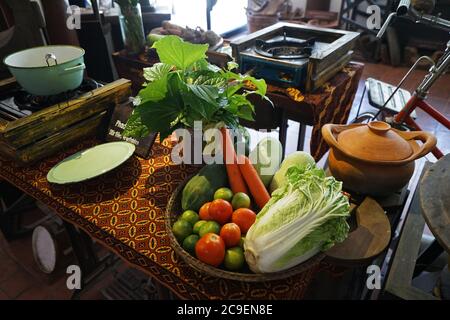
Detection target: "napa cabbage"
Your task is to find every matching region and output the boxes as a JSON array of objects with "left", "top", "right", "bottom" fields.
[{"left": 244, "top": 165, "right": 350, "bottom": 273}]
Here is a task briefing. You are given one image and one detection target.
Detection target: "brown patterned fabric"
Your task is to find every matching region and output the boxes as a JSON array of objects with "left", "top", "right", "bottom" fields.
[
  {"left": 0, "top": 138, "right": 319, "bottom": 300},
  {"left": 266, "top": 63, "right": 364, "bottom": 161}
]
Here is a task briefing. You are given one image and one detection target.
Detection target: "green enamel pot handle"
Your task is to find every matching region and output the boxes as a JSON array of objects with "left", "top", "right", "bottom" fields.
[{"left": 60, "top": 63, "right": 86, "bottom": 75}]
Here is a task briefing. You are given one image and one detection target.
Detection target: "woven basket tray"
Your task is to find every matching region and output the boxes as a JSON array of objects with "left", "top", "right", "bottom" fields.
[{"left": 164, "top": 174, "right": 324, "bottom": 282}]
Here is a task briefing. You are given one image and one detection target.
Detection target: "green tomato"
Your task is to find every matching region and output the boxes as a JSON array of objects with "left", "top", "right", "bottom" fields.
[
  {"left": 172, "top": 220, "right": 192, "bottom": 242},
  {"left": 182, "top": 234, "right": 199, "bottom": 256},
  {"left": 180, "top": 210, "right": 199, "bottom": 225},
  {"left": 224, "top": 247, "right": 245, "bottom": 271},
  {"left": 199, "top": 221, "right": 221, "bottom": 237},
  {"left": 214, "top": 187, "right": 233, "bottom": 202},
  {"left": 193, "top": 220, "right": 207, "bottom": 234},
  {"left": 231, "top": 192, "right": 251, "bottom": 210}
]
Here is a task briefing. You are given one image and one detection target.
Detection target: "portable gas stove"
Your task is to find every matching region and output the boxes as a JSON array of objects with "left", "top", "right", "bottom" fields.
[
  {"left": 231, "top": 22, "right": 359, "bottom": 91},
  {"left": 0, "top": 79, "right": 102, "bottom": 121},
  {"left": 0, "top": 77, "right": 131, "bottom": 164}
]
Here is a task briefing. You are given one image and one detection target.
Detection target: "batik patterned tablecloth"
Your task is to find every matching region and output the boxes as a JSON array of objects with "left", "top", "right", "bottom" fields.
[{"left": 0, "top": 138, "right": 318, "bottom": 299}]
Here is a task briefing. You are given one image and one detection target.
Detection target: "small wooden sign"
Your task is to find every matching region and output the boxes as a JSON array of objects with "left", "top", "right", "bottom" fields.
[{"left": 105, "top": 99, "right": 157, "bottom": 159}]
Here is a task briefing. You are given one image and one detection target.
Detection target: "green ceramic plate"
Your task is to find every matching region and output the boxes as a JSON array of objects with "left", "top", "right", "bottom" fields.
[{"left": 47, "top": 142, "right": 136, "bottom": 184}]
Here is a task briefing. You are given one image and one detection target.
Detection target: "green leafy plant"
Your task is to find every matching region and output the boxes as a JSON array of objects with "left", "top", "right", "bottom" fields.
[
  {"left": 123, "top": 35, "right": 271, "bottom": 139},
  {"left": 115, "top": 0, "right": 140, "bottom": 8},
  {"left": 116, "top": 0, "right": 145, "bottom": 55}
]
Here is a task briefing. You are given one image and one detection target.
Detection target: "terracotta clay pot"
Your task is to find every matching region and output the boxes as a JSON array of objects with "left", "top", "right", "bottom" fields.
[{"left": 322, "top": 121, "right": 437, "bottom": 197}]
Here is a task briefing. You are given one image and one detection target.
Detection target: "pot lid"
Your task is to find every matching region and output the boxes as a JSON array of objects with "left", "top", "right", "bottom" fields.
[{"left": 336, "top": 121, "right": 413, "bottom": 162}]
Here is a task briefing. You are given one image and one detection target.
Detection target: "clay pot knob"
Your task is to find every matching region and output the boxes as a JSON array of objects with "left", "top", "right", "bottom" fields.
[{"left": 368, "top": 121, "right": 391, "bottom": 134}]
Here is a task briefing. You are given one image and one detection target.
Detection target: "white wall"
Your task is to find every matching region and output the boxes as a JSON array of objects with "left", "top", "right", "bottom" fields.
[
  {"left": 291, "top": 0, "right": 307, "bottom": 12},
  {"left": 330, "top": 0, "right": 342, "bottom": 13}
]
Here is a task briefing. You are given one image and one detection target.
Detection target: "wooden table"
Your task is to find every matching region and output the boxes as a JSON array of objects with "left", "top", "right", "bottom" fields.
[
  {"left": 0, "top": 138, "right": 319, "bottom": 300},
  {"left": 1, "top": 138, "right": 427, "bottom": 300}
]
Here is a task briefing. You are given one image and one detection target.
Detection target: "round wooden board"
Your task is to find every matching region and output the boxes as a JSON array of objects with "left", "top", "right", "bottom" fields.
[
  {"left": 420, "top": 154, "right": 450, "bottom": 253},
  {"left": 325, "top": 197, "right": 391, "bottom": 265}
]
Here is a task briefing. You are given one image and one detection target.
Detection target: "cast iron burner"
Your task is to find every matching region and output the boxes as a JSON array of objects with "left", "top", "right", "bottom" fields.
[
  {"left": 254, "top": 34, "right": 316, "bottom": 59},
  {"left": 13, "top": 78, "right": 101, "bottom": 112}
]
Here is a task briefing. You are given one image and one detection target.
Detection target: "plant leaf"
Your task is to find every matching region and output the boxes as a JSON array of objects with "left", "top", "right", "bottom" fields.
[
  {"left": 193, "top": 75, "right": 226, "bottom": 87},
  {"left": 182, "top": 89, "right": 219, "bottom": 120},
  {"left": 226, "top": 95, "right": 255, "bottom": 121},
  {"left": 242, "top": 76, "right": 267, "bottom": 96},
  {"left": 221, "top": 70, "right": 268, "bottom": 97},
  {"left": 123, "top": 98, "right": 181, "bottom": 138},
  {"left": 227, "top": 61, "right": 239, "bottom": 71},
  {"left": 138, "top": 76, "right": 168, "bottom": 103},
  {"left": 140, "top": 99, "right": 181, "bottom": 133},
  {"left": 217, "top": 110, "right": 240, "bottom": 128},
  {"left": 122, "top": 108, "right": 150, "bottom": 138},
  {"left": 225, "top": 82, "right": 244, "bottom": 97},
  {"left": 152, "top": 35, "right": 208, "bottom": 70},
  {"left": 143, "top": 63, "right": 172, "bottom": 82},
  {"left": 237, "top": 104, "right": 254, "bottom": 121},
  {"left": 187, "top": 84, "right": 219, "bottom": 105}
]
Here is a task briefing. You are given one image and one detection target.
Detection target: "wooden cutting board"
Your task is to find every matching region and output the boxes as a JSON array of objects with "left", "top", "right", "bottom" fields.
[
  {"left": 325, "top": 197, "right": 391, "bottom": 265},
  {"left": 420, "top": 154, "right": 450, "bottom": 253}
]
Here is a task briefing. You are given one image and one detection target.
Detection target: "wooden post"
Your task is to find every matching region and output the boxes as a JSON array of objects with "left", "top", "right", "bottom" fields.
[{"left": 40, "top": 0, "right": 80, "bottom": 46}]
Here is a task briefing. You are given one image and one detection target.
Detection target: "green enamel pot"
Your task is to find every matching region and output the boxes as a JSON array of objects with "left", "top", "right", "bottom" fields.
[{"left": 4, "top": 45, "right": 85, "bottom": 96}]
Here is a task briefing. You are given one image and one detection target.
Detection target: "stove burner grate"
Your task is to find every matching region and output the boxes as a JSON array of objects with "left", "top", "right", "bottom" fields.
[
  {"left": 254, "top": 34, "right": 316, "bottom": 60},
  {"left": 13, "top": 78, "right": 101, "bottom": 112}
]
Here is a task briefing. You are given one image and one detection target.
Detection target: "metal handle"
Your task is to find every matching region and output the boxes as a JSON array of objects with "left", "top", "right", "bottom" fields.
[
  {"left": 45, "top": 53, "right": 58, "bottom": 66},
  {"left": 377, "top": 0, "right": 411, "bottom": 39},
  {"left": 410, "top": 7, "right": 450, "bottom": 32},
  {"left": 379, "top": 0, "right": 450, "bottom": 38},
  {"left": 397, "top": 0, "right": 411, "bottom": 16},
  {"left": 376, "top": 12, "right": 396, "bottom": 39},
  {"left": 60, "top": 63, "right": 86, "bottom": 74}
]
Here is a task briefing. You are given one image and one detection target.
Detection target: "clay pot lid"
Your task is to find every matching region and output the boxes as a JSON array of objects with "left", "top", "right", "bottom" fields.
[{"left": 336, "top": 121, "right": 413, "bottom": 162}]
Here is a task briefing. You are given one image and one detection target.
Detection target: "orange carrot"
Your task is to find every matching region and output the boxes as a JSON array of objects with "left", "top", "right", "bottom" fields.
[
  {"left": 221, "top": 127, "right": 249, "bottom": 194},
  {"left": 237, "top": 155, "right": 271, "bottom": 209}
]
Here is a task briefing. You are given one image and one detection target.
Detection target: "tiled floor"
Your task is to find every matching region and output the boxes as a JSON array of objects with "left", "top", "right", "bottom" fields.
[{"left": 0, "top": 62, "right": 449, "bottom": 300}]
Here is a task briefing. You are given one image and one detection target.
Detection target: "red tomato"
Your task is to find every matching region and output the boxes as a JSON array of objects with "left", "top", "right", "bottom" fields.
[
  {"left": 195, "top": 233, "right": 225, "bottom": 267},
  {"left": 232, "top": 208, "right": 256, "bottom": 234},
  {"left": 220, "top": 223, "right": 242, "bottom": 248},
  {"left": 199, "top": 202, "right": 212, "bottom": 221},
  {"left": 209, "top": 199, "right": 233, "bottom": 225}
]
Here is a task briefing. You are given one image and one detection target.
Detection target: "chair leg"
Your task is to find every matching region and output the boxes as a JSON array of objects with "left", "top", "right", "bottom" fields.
[
  {"left": 297, "top": 124, "right": 307, "bottom": 151},
  {"left": 279, "top": 110, "right": 288, "bottom": 159}
]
